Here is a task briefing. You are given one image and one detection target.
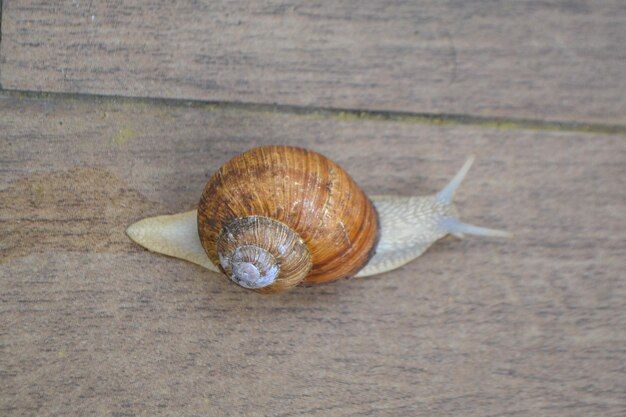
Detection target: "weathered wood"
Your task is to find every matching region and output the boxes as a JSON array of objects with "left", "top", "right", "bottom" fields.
[
  {"left": 1, "top": 95, "right": 624, "bottom": 416},
  {"left": 2, "top": 1, "right": 625, "bottom": 124}
]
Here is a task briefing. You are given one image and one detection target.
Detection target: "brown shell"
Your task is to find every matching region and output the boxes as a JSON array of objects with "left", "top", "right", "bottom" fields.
[
  {"left": 197, "top": 145, "right": 379, "bottom": 290},
  {"left": 216, "top": 216, "right": 313, "bottom": 293}
]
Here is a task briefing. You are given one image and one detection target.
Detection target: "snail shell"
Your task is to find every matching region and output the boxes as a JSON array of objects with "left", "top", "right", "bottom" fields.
[
  {"left": 197, "top": 146, "right": 379, "bottom": 293},
  {"left": 127, "top": 145, "right": 511, "bottom": 293}
]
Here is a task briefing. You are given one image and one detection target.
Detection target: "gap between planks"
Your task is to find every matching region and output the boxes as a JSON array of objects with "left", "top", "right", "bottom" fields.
[{"left": 1, "top": 88, "right": 625, "bottom": 136}]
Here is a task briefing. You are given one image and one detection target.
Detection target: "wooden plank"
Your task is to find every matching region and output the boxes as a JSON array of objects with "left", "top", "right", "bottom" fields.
[
  {"left": 1, "top": 1, "right": 625, "bottom": 124},
  {"left": 1, "top": 95, "right": 625, "bottom": 416}
]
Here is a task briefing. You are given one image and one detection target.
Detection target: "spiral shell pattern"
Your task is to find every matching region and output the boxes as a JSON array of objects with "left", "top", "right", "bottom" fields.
[{"left": 197, "top": 145, "right": 379, "bottom": 292}]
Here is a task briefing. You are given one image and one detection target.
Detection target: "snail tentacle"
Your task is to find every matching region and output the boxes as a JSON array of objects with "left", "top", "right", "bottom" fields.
[
  {"left": 436, "top": 155, "right": 512, "bottom": 239},
  {"left": 439, "top": 217, "right": 513, "bottom": 239},
  {"left": 437, "top": 154, "right": 475, "bottom": 204}
]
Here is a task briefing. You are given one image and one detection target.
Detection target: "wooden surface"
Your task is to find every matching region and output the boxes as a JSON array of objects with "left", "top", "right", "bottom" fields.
[
  {"left": 2, "top": 2, "right": 626, "bottom": 416},
  {"left": 1, "top": 95, "right": 625, "bottom": 416},
  {"left": 1, "top": 1, "right": 625, "bottom": 124}
]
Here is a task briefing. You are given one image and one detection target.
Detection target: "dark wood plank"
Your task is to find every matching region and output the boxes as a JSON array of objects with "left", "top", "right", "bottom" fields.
[
  {"left": 1, "top": 95, "right": 625, "bottom": 416},
  {"left": 2, "top": 1, "right": 625, "bottom": 124}
]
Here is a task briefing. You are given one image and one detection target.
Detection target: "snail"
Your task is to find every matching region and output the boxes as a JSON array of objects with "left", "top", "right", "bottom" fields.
[{"left": 127, "top": 145, "right": 511, "bottom": 293}]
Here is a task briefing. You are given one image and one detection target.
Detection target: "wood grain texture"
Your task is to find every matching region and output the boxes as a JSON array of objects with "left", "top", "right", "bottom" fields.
[
  {"left": 1, "top": 1, "right": 625, "bottom": 124},
  {"left": 1, "top": 95, "right": 625, "bottom": 416}
]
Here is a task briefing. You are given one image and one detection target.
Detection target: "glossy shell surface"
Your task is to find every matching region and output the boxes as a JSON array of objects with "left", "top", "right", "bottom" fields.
[{"left": 197, "top": 145, "right": 379, "bottom": 289}]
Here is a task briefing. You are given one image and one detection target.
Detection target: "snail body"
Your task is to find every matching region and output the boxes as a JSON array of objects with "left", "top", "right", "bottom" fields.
[{"left": 127, "top": 145, "right": 510, "bottom": 293}]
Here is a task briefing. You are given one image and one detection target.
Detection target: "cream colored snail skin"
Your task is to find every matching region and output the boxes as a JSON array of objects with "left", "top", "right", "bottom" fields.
[{"left": 126, "top": 145, "right": 511, "bottom": 293}]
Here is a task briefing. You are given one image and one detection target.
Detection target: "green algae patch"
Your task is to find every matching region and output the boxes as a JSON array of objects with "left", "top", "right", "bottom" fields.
[{"left": 112, "top": 127, "right": 135, "bottom": 146}]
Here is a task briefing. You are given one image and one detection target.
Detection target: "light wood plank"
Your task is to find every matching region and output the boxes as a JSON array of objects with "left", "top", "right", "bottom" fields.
[
  {"left": 1, "top": 95, "right": 625, "bottom": 416},
  {"left": 1, "top": 1, "right": 625, "bottom": 123}
]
